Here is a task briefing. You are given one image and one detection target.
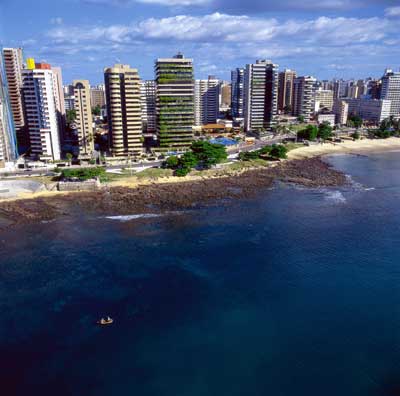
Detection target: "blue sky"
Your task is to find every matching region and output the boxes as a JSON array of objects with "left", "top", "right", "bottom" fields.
[{"left": 1, "top": 0, "right": 400, "bottom": 84}]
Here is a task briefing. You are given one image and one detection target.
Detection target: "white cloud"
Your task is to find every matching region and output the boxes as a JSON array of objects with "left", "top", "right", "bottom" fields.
[
  {"left": 47, "top": 13, "right": 391, "bottom": 46},
  {"left": 385, "top": 6, "right": 400, "bottom": 17}
]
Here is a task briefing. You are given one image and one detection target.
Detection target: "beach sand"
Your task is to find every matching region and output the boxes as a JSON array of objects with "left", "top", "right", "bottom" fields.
[{"left": 288, "top": 137, "right": 400, "bottom": 160}]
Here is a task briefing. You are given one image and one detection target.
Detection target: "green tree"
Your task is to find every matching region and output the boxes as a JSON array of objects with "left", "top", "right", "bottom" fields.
[
  {"left": 175, "top": 167, "right": 191, "bottom": 177},
  {"left": 348, "top": 115, "right": 363, "bottom": 129},
  {"left": 318, "top": 122, "right": 333, "bottom": 141},
  {"left": 164, "top": 156, "right": 179, "bottom": 169},
  {"left": 297, "top": 115, "right": 305, "bottom": 123},
  {"left": 269, "top": 145, "right": 288, "bottom": 159},
  {"left": 66, "top": 109, "right": 76, "bottom": 124},
  {"left": 351, "top": 131, "right": 360, "bottom": 140},
  {"left": 191, "top": 141, "right": 227, "bottom": 169},
  {"left": 297, "top": 125, "right": 318, "bottom": 141},
  {"left": 92, "top": 105, "right": 101, "bottom": 116},
  {"left": 179, "top": 151, "right": 198, "bottom": 169}
]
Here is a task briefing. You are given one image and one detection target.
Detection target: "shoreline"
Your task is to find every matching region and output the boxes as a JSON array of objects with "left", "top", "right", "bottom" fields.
[
  {"left": 1, "top": 137, "right": 400, "bottom": 227},
  {"left": 0, "top": 157, "right": 345, "bottom": 227}
]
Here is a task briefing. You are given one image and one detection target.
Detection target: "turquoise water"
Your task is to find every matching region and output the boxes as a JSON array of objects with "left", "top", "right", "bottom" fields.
[{"left": 1, "top": 152, "right": 400, "bottom": 395}]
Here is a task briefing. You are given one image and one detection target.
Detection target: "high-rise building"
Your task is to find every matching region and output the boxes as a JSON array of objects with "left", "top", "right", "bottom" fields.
[
  {"left": 348, "top": 84, "right": 359, "bottom": 99},
  {"left": 219, "top": 82, "right": 231, "bottom": 112},
  {"left": 64, "top": 96, "right": 75, "bottom": 111},
  {"left": 244, "top": 60, "right": 279, "bottom": 135},
  {"left": 2, "top": 48, "right": 25, "bottom": 152},
  {"left": 278, "top": 69, "right": 296, "bottom": 112},
  {"left": 292, "top": 76, "right": 316, "bottom": 122},
  {"left": 315, "top": 89, "right": 334, "bottom": 111},
  {"left": 0, "top": 51, "right": 18, "bottom": 163},
  {"left": 73, "top": 80, "right": 94, "bottom": 155},
  {"left": 155, "top": 53, "right": 194, "bottom": 151},
  {"left": 333, "top": 79, "right": 347, "bottom": 99},
  {"left": 368, "top": 80, "right": 382, "bottom": 99},
  {"left": 343, "top": 98, "right": 392, "bottom": 123},
  {"left": 333, "top": 99, "right": 349, "bottom": 125},
  {"left": 90, "top": 84, "right": 106, "bottom": 109},
  {"left": 63, "top": 84, "right": 74, "bottom": 97},
  {"left": 356, "top": 80, "right": 367, "bottom": 98},
  {"left": 381, "top": 69, "right": 400, "bottom": 117},
  {"left": 140, "top": 80, "right": 157, "bottom": 134},
  {"left": 194, "top": 76, "right": 220, "bottom": 126},
  {"left": 22, "top": 60, "right": 62, "bottom": 160},
  {"left": 51, "top": 66, "right": 66, "bottom": 141},
  {"left": 104, "top": 64, "right": 142, "bottom": 157},
  {"left": 231, "top": 68, "right": 244, "bottom": 118}
]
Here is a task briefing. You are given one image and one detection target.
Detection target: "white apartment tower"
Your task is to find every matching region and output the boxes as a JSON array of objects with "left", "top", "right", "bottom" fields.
[
  {"left": 381, "top": 69, "right": 400, "bottom": 117},
  {"left": 333, "top": 100, "right": 349, "bottom": 125},
  {"left": 104, "top": 64, "right": 143, "bottom": 157},
  {"left": 140, "top": 80, "right": 157, "bottom": 134},
  {"left": 194, "top": 76, "right": 220, "bottom": 126},
  {"left": 244, "top": 60, "right": 279, "bottom": 135},
  {"left": 293, "top": 76, "right": 317, "bottom": 121},
  {"left": 315, "top": 89, "right": 334, "bottom": 111},
  {"left": 2, "top": 48, "right": 25, "bottom": 150},
  {"left": 73, "top": 80, "right": 94, "bottom": 155},
  {"left": 22, "top": 61, "right": 62, "bottom": 160}
]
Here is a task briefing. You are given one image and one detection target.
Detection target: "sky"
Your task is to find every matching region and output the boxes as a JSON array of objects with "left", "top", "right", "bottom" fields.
[{"left": 1, "top": 0, "right": 400, "bottom": 84}]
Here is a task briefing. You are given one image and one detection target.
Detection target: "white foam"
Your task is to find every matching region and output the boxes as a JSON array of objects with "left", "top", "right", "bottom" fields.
[
  {"left": 325, "top": 191, "right": 347, "bottom": 204},
  {"left": 105, "top": 213, "right": 162, "bottom": 222}
]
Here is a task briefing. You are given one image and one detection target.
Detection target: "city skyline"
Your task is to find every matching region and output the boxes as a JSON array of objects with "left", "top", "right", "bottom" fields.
[{"left": 1, "top": 1, "right": 400, "bottom": 84}]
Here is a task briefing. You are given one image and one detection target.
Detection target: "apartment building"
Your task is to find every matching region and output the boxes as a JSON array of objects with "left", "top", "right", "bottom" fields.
[
  {"left": 104, "top": 64, "right": 143, "bottom": 157},
  {"left": 140, "top": 80, "right": 157, "bottom": 134},
  {"left": 22, "top": 60, "right": 62, "bottom": 160},
  {"left": 194, "top": 76, "right": 220, "bottom": 126},
  {"left": 381, "top": 69, "right": 400, "bottom": 116},
  {"left": 73, "top": 80, "right": 94, "bottom": 155},
  {"left": 244, "top": 60, "right": 279, "bottom": 135},
  {"left": 155, "top": 53, "right": 194, "bottom": 151},
  {"left": 315, "top": 89, "right": 334, "bottom": 111},
  {"left": 344, "top": 98, "right": 392, "bottom": 123},
  {"left": 292, "top": 76, "right": 316, "bottom": 122},
  {"left": 2, "top": 48, "right": 25, "bottom": 151},
  {"left": 231, "top": 68, "right": 244, "bottom": 118},
  {"left": 278, "top": 69, "right": 296, "bottom": 112}
]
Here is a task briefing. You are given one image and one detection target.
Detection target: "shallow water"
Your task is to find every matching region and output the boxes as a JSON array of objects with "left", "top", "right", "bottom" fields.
[{"left": 1, "top": 152, "right": 400, "bottom": 395}]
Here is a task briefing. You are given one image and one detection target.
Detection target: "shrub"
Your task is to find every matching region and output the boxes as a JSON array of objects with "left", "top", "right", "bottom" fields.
[
  {"left": 269, "top": 145, "right": 288, "bottom": 159},
  {"left": 60, "top": 167, "right": 106, "bottom": 181}
]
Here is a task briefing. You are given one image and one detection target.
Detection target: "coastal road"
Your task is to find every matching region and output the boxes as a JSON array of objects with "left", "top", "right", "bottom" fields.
[{"left": 0, "top": 137, "right": 291, "bottom": 179}]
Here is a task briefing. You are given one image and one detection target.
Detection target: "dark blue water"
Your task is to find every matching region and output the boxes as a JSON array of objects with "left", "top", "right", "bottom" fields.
[{"left": 2, "top": 152, "right": 400, "bottom": 396}]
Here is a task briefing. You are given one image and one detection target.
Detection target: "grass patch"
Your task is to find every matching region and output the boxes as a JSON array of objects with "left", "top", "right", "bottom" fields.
[{"left": 134, "top": 168, "right": 173, "bottom": 180}]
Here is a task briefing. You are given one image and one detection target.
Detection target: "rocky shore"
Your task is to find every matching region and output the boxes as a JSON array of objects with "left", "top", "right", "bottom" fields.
[{"left": 0, "top": 157, "right": 346, "bottom": 227}]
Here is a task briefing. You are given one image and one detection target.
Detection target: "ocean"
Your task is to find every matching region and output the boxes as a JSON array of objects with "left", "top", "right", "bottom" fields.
[{"left": 1, "top": 151, "right": 400, "bottom": 395}]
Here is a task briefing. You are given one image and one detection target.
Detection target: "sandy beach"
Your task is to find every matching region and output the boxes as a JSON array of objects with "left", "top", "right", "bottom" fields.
[{"left": 288, "top": 137, "right": 400, "bottom": 159}]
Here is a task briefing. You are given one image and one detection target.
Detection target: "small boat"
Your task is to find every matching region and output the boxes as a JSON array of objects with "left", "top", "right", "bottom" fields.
[{"left": 97, "top": 316, "right": 114, "bottom": 326}]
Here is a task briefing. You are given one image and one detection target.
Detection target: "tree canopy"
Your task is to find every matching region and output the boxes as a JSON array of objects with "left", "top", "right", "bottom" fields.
[
  {"left": 318, "top": 122, "right": 333, "bottom": 141},
  {"left": 297, "top": 125, "right": 318, "bottom": 141}
]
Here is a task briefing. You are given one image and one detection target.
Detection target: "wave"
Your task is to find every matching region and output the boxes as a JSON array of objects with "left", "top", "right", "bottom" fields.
[
  {"left": 324, "top": 191, "right": 347, "bottom": 204},
  {"left": 105, "top": 213, "right": 162, "bottom": 222}
]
